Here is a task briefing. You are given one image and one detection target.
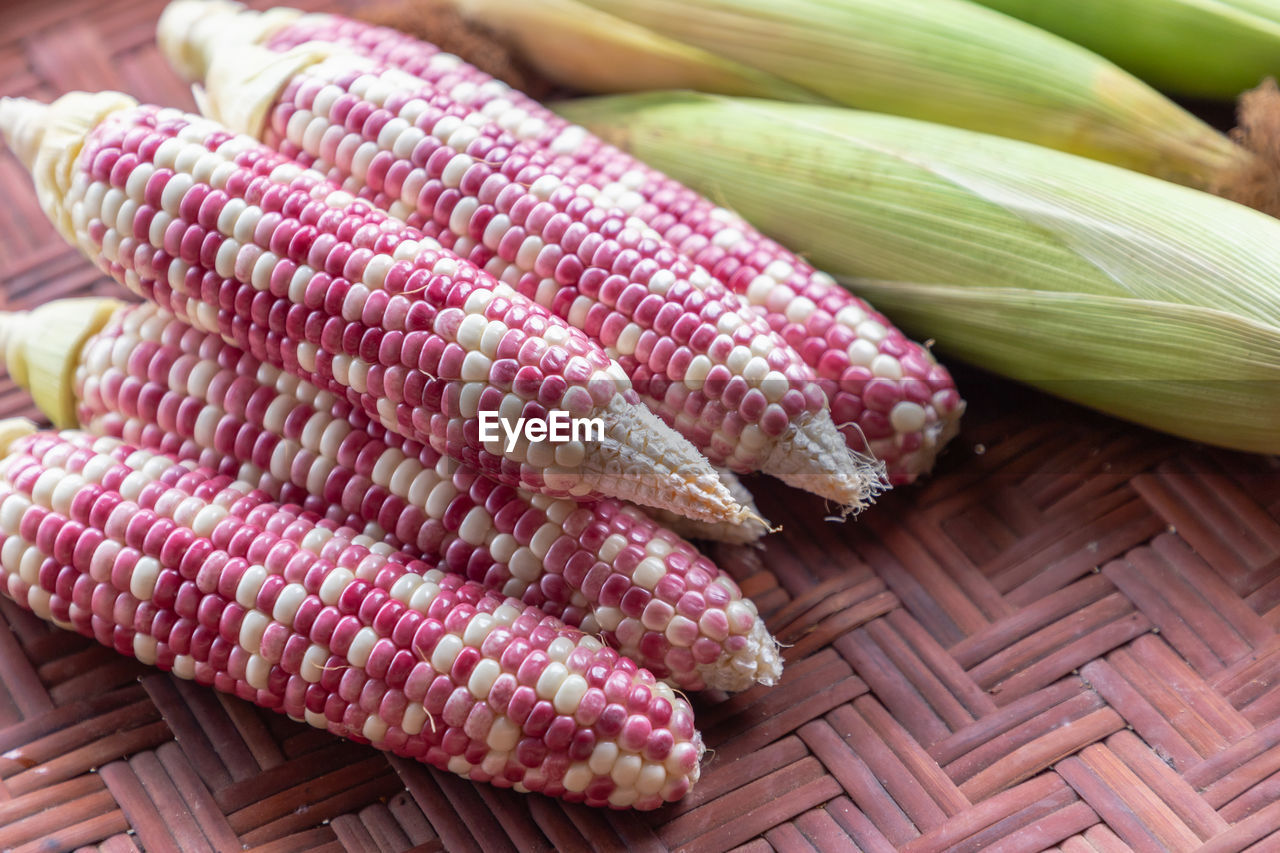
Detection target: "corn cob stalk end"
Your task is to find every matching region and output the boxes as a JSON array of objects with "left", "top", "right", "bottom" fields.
[
  {"left": 158, "top": 0, "right": 303, "bottom": 81},
  {"left": 0, "top": 93, "right": 138, "bottom": 245},
  {"left": 0, "top": 299, "right": 125, "bottom": 429}
]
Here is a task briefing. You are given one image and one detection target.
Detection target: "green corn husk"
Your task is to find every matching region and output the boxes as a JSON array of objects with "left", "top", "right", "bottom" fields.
[
  {"left": 556, "top": 92, "right": 1280, "bottom": 454},
  {"left": 970, "top": 0, "right": 1280, "bottom": 99},
  {"left": 536, "top": 0, "right": 1250, "bottom": 193},
  {"left": 426, "top": 0, "right": 826, "bottom": 101}
]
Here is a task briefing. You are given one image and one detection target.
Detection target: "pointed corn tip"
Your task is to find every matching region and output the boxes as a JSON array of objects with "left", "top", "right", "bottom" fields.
[
  {"left": 0, "top": 97, "right": 50, "bottom": 170},
  {"left": 762, "top": 410, "right": 888, "bottom": 515},
  {"left": 699, "top": 618, "right": 783, "bottom": 691},
  {"left": 583, "top": 399, "right": 749, "bottom": 524}
]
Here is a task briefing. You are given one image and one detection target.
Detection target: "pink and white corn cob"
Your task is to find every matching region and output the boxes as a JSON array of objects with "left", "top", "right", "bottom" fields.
[
  {"left": 0, "top": 92, "right": 747, "bottom": 524},
  {"left": 158, "top": 0, "right": 963, "bottom": 487},
  {"left": 160, "top": 5, "right": 884, "bottom": 511},
  {"left": 0, "top": 421, "right": 704, "bottom": 808},
  {"left": 0, "top": 298, "right": 779, "bottom": 690}
]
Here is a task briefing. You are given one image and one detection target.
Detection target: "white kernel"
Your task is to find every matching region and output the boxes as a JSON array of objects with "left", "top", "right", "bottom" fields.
[
  {"left": 529, "top": 174, "right": 560, "bottom": 200},
  {"left": 598, "top": 533, "right": 627, "bottom": 563},
  {"left": 870, "top": 353, "right": 903, "bottom": 380},
  {"left": 481, "top": 214, "right": 511, "bottom": 250},
  {"left": 467, "top": 658, "right": 501, "bottom": 700},
  {"left": 272, "top": 583, "right": 308, "bottom": 625},
  {"left": 611, "top": 754, "right": 643, "bottom": 788},
  {"left": 346, "top": 626, "right": 378, "bottom": 668},
  {"left": 460, "top": 351, "right": 492, "bottom": 382},
  {"left": 389, "top": 573, "right": 422, "bottom": 605},
  {"left": 631, "top": 557, "right": 666, "bottom": 591},
  {"left": 239, "top": 610, "right": 270, "bottom": 655},
  {"left": 318, "top": 567, "right": 354, "bottom": 605},
  {"left": 431, "top": 633, "right": 464, "bottom": 673},
  {"left": 123, "top": 162, "right": 155, "bottom": 204},
  {"left": 508, "top": 547, "right": 542, "bottom": 582},
  {"left": 299, "top": 644, "right": 329, "bottom": 683},
  {"left": 458, "top": 506, "right": 492, "bottom": 546},
  {"left": 462, "top": 613, "right": 495, "bottom": 649},
  {"left": 536, "top": 661, "right": 568, "bottom": 699},
  {"left": 890, "top": 401, "right": 927, "bottom": 433},
  {"left": 847, "top": 339, "right": 879, "bottom": 367},
  {"left": 856, "top": 320, "right": 887, "bottom": 343},
  {"left": 236, "top": 565, "right": 269, "bottom": 608},
  {"left": 530, "top": 525, "right": 558, "bottom": 560},
  {"left": 726, "top": 346, "right": 752, "bottom": 373},
  {"left": 835, "top": 305, "right": 867, "bottom": 328},
  {"left": 553, "top": 673, "right": 588, "bottom": 715},
  {"left": 409, "top": 580, "right": 441, "bottom": 612}
]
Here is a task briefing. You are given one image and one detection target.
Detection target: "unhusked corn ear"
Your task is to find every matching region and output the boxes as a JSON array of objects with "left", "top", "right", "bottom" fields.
[
  {"left": 158, "top": 0, "right": 957, "bottom": 487},
  {"left": 0, "top": 298, "right": 780, "bottom": 690},
  {"left": 0, "top": 93, "right": 747, "bottom": 524},
  {"left": 160, "top": 10, "right": 884, "bottom": 513},
  {"left": 0, "top": 423, "right": 704, "bottom": 808},
  {"left": 970, "top": 0, "right": 1280, "bottom": 99},
  {"left": 563, "top": 0, "right": 1248, "bottom": 191},
  {"left": 563, "top": 92, "right": 1280, "bottom": 455}
]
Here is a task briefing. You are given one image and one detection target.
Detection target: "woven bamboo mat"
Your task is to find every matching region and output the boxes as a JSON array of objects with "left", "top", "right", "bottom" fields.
[{"left": 3, "top": 0, "right": 1280, "bottom": 850}]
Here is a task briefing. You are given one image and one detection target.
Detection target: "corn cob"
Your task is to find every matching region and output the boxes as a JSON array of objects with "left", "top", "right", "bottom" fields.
[
  {"left": 533, "top": 0, "right": 1249, "bottom": 190},
  {"left": 0, "top": 93, "right": 748, "bottom": 525},
  {"left": 0, "top": 298, "right": 779, "bottom": 690},
  {"left": 160, "top": 1, "right": 921, "bottom": 491},
  {"left": 969, "top": 0, "right": 1280, "bottom": 99},
  {"left": 557, "top": 92, "right": 1280, "bottom": 455},
  {"left": 0, "top": 420, "right": 703, "bottom": 807},
  {"left": 157, "top": 2, "right": 888, "bottom": 506}
]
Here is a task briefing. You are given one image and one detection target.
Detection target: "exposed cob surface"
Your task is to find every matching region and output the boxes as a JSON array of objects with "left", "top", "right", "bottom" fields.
[
  {"left": 158, "top": 0, "right": 894, "bottom": 505},
  {"left": 0, "top": 298, "right": 779, "bottom": 690},
  {"left": 0, "top": 92, "right": 749, "bottom": 524},
  {"left": 558, "top": 93, "right": 1280, "bottom": 455},
  {"left": 0, "top": 422, "right": 704, "bottom": 808}
]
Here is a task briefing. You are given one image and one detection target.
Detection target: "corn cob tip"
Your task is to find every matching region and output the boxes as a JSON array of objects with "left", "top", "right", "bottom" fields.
[
  {"left": 763, "top": 410, "right": 888, "bottom": 515},
  {"left": 0, "top": 419, "right": 37, "bottom": 456},
  {"left": 0, "top": 299, "right": 125, "bottom": 429},
  {"left": 702, "top": 616, "right": 782, "bottom": 692},
  {"left": 585, "top": 396, "right": 750, "bottom": 524},
  {"left": 158, "top": 0, "right": 302, "bottom": 81},
  {"left": 647, "top": 469, "right": 772, "bottom": 545}
]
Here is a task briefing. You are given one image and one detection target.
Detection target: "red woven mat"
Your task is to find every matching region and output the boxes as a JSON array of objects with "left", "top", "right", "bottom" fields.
[{"left": 3, "top": 0, "right": 1280, "bottom": 850}]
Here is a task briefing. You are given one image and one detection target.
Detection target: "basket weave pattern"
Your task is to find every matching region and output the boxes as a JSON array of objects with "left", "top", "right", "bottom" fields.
[{"left": 2, "top": 0, "right": 1280, "bottom": 849}]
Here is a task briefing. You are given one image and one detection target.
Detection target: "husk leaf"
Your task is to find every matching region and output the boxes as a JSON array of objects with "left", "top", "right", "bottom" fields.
[
  {"left": 970, "top": 0, "right": 1280, "bottom": 98},
  {"left": 441, "top": 0, "right": 825, "bottom": 101},
  {"left": 557, "top": 92, "right": 1280, "bottom": 453},
  {"left": 565, "top": 0, "right": 1246, "bottom": 189}
]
